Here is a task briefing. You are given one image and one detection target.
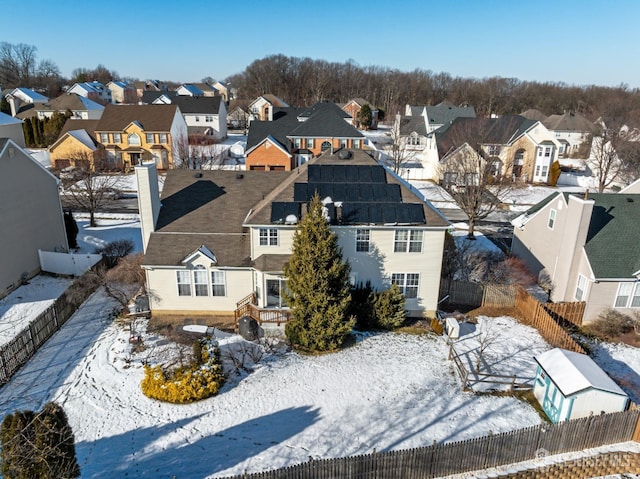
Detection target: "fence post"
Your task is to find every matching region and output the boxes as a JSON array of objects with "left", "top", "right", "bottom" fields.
[{"left": 632, "top": 412, "right": 640, "bottom": 442}]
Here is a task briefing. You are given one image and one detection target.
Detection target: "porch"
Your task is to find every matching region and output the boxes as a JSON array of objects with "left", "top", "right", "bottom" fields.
[{"left": 234, "top": 293, "right": 292, "bottom": 326}]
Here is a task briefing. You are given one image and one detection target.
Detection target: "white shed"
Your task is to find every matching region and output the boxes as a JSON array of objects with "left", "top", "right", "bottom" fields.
[{"left": 533, "top": 348, "right": 629, "bottom": 423}]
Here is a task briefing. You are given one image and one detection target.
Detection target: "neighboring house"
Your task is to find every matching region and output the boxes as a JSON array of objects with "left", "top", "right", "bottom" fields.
[
  {"left": 543, "top": 112, "right": 596, "bottom": 158},
  {"left": 106, "top": 81, "right": 137, "bottom": 104},
  {"left": 142, "top": 92, "right": 227, "bottom": 139},
  {"left": 245, "top": 102, "right": 365, "bottom": 171},
  {"left": 4, "top": 87, "right": 49, "bottom": 117},
  {"left": 49, "top": 119, "right": 102, "bottom": 170},
  {"left": 14, "top": 93, "right": 105, "bottom": 121},
  {"left": 0, "top": 138, "right": 69, "bottom": 299},
  {"left": 67, "top": 81, "right": 112, "bottom": 104},
  {"left": 533, "top": 348, "right": 628, "bottom": 423},
  {"left": 210, "top": 81, "right": 229, "bottom": 102},
  {"left": 93, "top": 104, "right": 187, "bottom": 170},
  {"left": 248, "top": 94, "right": 289, "bottom": 122},
  {"left": 396, "top": 102, "right": 476, "bottom": 180},
  {"left": 132, "top": 80, "right": 165, "bottom": 101},
  {"left": 435, "top": 116, "right": 560, "bottom": 185},
  {"left": 0, "top": 111, "right": 25, "bottom": 147},
  {"left": 520, "top": 109, "right": 547, "bottom": 122},
  {"left": 511, "top": 189, "right": 640, "bottom": 323},
  {"left": 136, "top": 148, "right": 449, "bottom": 323},
  {"left": 227, "top": 99, "right": 251, "bottom": 129},
  {"left": 341, "top": 98, "right": 379, "bottom": 129},
  {"left": 176, "top": 83, "right": 218, "bottom": 97}
]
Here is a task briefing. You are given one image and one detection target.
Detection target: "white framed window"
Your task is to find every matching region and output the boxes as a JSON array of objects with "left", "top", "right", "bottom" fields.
[
  {"left": 146, "top": 133, "right": 155, "bottom": 144},
  {"left": 544, "top": 147, "right": 552, "bottom": 157},
  {"left": 193, "top": 266, "right": 208, "bottom": 296},
  {"left": 176, "top": 270, "right": 191, "bottom": 296},
  {"left": 394, "top": 230, "right": 423, "bottom": 253},
  {"left": 340, "top": 139, "right": 347, "bottom": 148},
  {"left": 392, "top": 273, "right": 419, "bottom": 299},
  {"left": 159, "top": 133, "right": 168, "bottom": 143},
  {"left": 128, "top": 133, "right": 141, "bottom": 146},
  {"left": 307, "top": 138, "right": 314, "bottom": 148},
  {"left": 205, "top": 115, "right": 214, "bottom": 122},
  {"left": 575, "top": 274, "right": 587, "bottom": 301},
  {"left": 356, "top": 229, "right": 370, "bottom": 252},
  {"left": 211, "top": 271, "right": 226, "bottom": 296},
  {"left": 488, "top": 145, "right": 501, "bottom": 155},
  {"left": 100, "top": 133, "right": 109, "bottom": 143},
  {"left": 548, "top": 209, "right": 556, "bottom": 229},
  {"left": 294, "top": 138, "right": 301, "bottom": 149},
  {"left": 113, "top": 133, "right": 121, "bottom": 143},
  {"left": 195, "top": 116, "right": 200, "bottom": 122},
  {"left": 354, "top": 139, "right": 361, "bottom": 148},
  {"left": 615, "top": 282, "right": 640, "bottom": 308},
  {"left": 259, "top": 228, "right": 278, "bottom": 246}
]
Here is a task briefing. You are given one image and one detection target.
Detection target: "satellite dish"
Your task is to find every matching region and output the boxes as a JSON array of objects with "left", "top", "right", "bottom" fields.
[{"left": 285, "top": 214, "right": 298, "bottom": 224}]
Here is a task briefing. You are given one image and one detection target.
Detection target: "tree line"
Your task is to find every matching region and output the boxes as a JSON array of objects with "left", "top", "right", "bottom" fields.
[{"left": 227, "top": 54, "right": 640, "bottom": 123}]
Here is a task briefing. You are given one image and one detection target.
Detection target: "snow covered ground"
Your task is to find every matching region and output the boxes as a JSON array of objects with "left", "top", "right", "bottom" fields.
[{"left": 74, "top": 213, "right": 143, "bottom": 254}]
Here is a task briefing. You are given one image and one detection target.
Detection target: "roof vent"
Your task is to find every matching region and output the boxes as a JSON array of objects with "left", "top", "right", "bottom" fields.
[
  {"left": 236, "top": 173, "right": 244, "bottom": 179},
  {"left": 194, "top": 172, "right": 203, "bottom": 178},
  {"left": 627, "top": 197, "right": 634, "bottom": 203},
  {"left": 338, "top": 149, "right": 352, "bottom": 160}
]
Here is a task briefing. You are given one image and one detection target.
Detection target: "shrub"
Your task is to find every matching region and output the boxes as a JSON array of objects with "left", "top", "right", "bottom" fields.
[
  {"left": 430, "top": 317, "right": 444, "bottom": 335},
  {"left": 95, "top": 239, "right": 134, "bottom": 268},
  {"left": 373, "top": 284, "right": 406, "bottom": 330},
  {"left": 583, "top": 309, "right": 636, "bottom": 340},
  {"left": 348, "top": 281, "right": 375, "bottom": 330},
  {"left": 141, "top": 338, "right": 225, "bottom": 403}
]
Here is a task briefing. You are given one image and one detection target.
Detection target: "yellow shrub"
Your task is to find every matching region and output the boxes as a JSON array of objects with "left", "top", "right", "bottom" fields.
[
  {"left": 141, "top": 339, "right": 225, "bottom": 403},
  {"left": 430, "top": 317, "right": 444, "bottom": 335}
]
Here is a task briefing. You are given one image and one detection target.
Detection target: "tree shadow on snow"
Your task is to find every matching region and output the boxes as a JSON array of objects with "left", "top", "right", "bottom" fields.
[
  {"left": 591, "top": 345, "right": 640, "bottom": 404},
  {"left": 77, "top": 406, "right": 320, "bottom": 479}
]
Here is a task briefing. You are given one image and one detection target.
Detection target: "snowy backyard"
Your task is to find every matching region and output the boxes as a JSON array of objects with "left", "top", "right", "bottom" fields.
[{"left": 1, "top": 194, "right": 640, "bottom": 477}]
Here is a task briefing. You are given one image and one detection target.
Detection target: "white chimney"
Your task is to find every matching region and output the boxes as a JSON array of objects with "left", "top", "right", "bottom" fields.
[
  {"left": 135, "top": 162, "right": 161, "bottom": 253},
  {"left": 7, "top": 95, "right": 18, "bottom": 117}
]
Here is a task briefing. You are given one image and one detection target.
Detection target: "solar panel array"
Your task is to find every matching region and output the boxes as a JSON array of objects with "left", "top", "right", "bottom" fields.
[{"left": 271, "top": 164, "right": 427, "bottom": 225}]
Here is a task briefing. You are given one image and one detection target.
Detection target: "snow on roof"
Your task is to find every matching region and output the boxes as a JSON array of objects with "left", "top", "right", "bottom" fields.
[
  {"left": 78, "top": 96, "right": 105, "bottom": 111},
  {"left": 535, "top": 348, "right": 627, "bottom": 397},
  {"left": 0, "top": 111, "right": 22, "bottom": 125},
  {"left": 13, "top": 87, "right": 48, "bottom": 102},
  {"left": 67, "top": 129, "right": 98, "bottom": 150}
]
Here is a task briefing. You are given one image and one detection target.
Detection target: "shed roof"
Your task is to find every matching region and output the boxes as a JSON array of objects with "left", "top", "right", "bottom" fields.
[{"left": 535, "top": 348, "right": 627, "bottom": 397}]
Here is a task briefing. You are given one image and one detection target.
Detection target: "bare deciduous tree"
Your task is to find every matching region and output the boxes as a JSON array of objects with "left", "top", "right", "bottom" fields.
[
  {"left": 62, "top": 152, "right": 123, "bottom": 227},
  {"left": 386, "top": 115, "right": 417, "bottom": 174}
]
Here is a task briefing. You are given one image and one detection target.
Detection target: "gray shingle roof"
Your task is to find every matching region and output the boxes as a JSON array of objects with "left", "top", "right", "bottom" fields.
[
  {"left": 425, "top": 102, "right": 476, "bottom": 126},
  {"left": 543, "top": 112, "right": 596, "bottom": 133},
  {"left": 95, "top": 104, "right": 179, "bottom": 132},
  {"left": 288, "top": 109, "right": 363, "bottom": 138},
  {"left": 399, "top": 115, "right": 428, "bottom": 136}
]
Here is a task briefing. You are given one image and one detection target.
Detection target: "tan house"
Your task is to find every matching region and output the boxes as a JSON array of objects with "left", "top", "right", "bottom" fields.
[
  {"left": 137, "top": 149, "right": 449, "bottom": 324},
  {"left": 49, "top": 119, "right": 103, "bottom": 170},
  {"left": 436, "top": 116, "right": 560, "bottom": 185},
  {"left": 0, "top": 139, "right": 68, "bottom": 299},
  {"left": 94, "top": 104, "right": 187, "bottom": 170},
  {"left": 511, "top": 189, "right": 640, "bottom": 323},
  {"left": 106, "top": 81, "right": 137, "bottom": 104},
  {"left": 248, "top": 94, "right": 289, "bottom": 122}
]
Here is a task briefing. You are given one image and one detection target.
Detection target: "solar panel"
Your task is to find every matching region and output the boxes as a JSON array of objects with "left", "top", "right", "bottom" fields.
[
  {"left": 271, "top": 202, "right": 301, "bottom": 224},
  {"left": 294, "top": 183, "right": 308, "bottom": 202},
  {"left": 308, "top": 165, "right": 322, "bottom": 182}
]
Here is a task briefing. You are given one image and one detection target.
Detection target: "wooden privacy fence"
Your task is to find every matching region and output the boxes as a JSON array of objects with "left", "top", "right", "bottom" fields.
[
  {"left": 221, "top": 410, "right": 640, "bottom": 479},
  {"left": 544, "top": 301, "right": 586, "bottom": 327},
  {"left": 0, "top": 274, "right": 100, "bottom": 384},
  {"left": 439, "top": 279, "right": 517, "bottom": 308},
  {"left": 513, "top": 287, "right": 586, "bottom": 354}
]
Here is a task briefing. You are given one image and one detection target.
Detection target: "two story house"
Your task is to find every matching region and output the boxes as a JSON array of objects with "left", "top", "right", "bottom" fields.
[
  {"left": 93, "top": 104, "right": 187, "bottom": 170},
  {"left": 511, "top": 182, "right": 640, "bottom": 323},
  {"left": 106, "top": 81, "right": 137, "bottom": 104},
  {"left": 4, "top": 87, "right": 48, "bottom": 117},
  {"left": 436, "top": 115, "right": 560, "bottom": 185},
  {"left": 248, "top": 95, "right": 289, "bottom": 122},
  {"left": 49, "top": 119, "right": 102, "bottom": 170},
  {"left": 0, "top": 139, "right": 69, "bottom": 299},
  {"left": 245, "top": 103, "right": 365, "bottom": 171},
  {"left": 14, "top": 93, "right": 105, "bottom": 121},
  {"left": 67, "top": 81, "right": 112, "bottom": 104},
  {"left": 543, "top": 112, "right": 596, "bottom": 158},
  {"left": 136, "top": 149, "right": 449, "bottom": 324},
  {"left": 341, "top": 98, "right": 379, "bottom": 129}
]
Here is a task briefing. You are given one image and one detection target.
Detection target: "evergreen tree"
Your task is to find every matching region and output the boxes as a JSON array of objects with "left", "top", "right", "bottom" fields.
[
  {"left": 359, "top": 103, "right": 372, "bottom": 130},
  {"left": 348, "top": 281, "right": 376, "bottom": 330},
  {"left": 0, "top": 96, "right": 10, "bottom": 115},
  {"left": 1, "top": 403, "right": 79, "bottom": 479},
  {"left": 283, "top": 194, "right": 354, "bottom": 351},
  {"left": 373, "top": 284, "right": 406, "bottom": 330},
  {"left": 23, "top": 119, "right": 35, "bottom": 147},
  {"left": 64, "top": 211, "right": 79, "bottom": 249}
]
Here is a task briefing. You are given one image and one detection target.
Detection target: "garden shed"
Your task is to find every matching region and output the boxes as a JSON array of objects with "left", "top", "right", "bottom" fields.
[{"left": 533, "top": 348, "right": 629, "bottom": 423}]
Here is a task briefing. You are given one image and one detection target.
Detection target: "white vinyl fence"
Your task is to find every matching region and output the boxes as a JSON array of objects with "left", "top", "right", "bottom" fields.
[{"left": 39, "top": 250, "right": 102, "bottom": 276}]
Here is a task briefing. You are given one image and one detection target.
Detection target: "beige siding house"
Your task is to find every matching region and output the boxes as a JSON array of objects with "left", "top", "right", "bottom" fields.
[
  {"left": 137, "top": 149, "right": 449, "bottom": 324},
  {"left": 511, "top": 190, "right": 640, "bottom": 322},
  {"left": 0, "top": 139, "right": 68, "bottom": 298}
]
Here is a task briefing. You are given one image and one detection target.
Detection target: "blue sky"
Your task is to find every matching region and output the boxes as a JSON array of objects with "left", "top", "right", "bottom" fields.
[{"left": 3, "top": 0, "right": 639, "bottom": 87}]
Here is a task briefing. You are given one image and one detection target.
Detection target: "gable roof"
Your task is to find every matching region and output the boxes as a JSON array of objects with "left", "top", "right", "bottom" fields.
[
  {"left": 0, "top": 111, "right": 22, "bottom": 125},
  {"left": 15, "top": 93, "right": 105, "bottom": 119},
  {"left": 435, "top": 116, "right": 537, "bottom": 159},
  {"left": 399, "top": 115, "right": 428, "bottom": 136},
  {"left": 535, "top": 348, "right": 626, "bottom": 397},
  {"left": 251, "top": 94, "right": 289, "bottom": 108},
  {"left": 583, "top": 192, "right": 640, "bottom": 278},
  {"left": 167, "top": 95, "right": 223, "bottom": 114},
  {"left": 95, "top": 104, "right": 179, "bottom": 132},
  {"left": 7, "top": 87, "right": 48, "bottom": 103},
  {"left": 177, "top": 84, "right": 204, "bottom": 96},
  {"left": 520, "top": 109, "right": 547, "bottom": 122},
  {"left": 142, "top": 170, "right": 291, "bottom": 267},
  {"left": 425, "top": 101, "right": 476, "bottom": 126},
  {"left": 245, "top": 149, "right": 450, "bottom": 228},
  {"left": 59, "top": 119, "right": 100, "bottom": 139},
  {"left": 69, "top": 81, "right": 107, "bottom": 94},
  {"left": 288, "top": 108, "right": 363, "bottom": 138},
  {"left": 543, "top": 112, "right": 596, "bottom": 133},
  {"left": 246, "top": 110, "right": 302, "bottom": 152},
  {"left": 298, "top": 101, "right": 351, "bottom": 120}
]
